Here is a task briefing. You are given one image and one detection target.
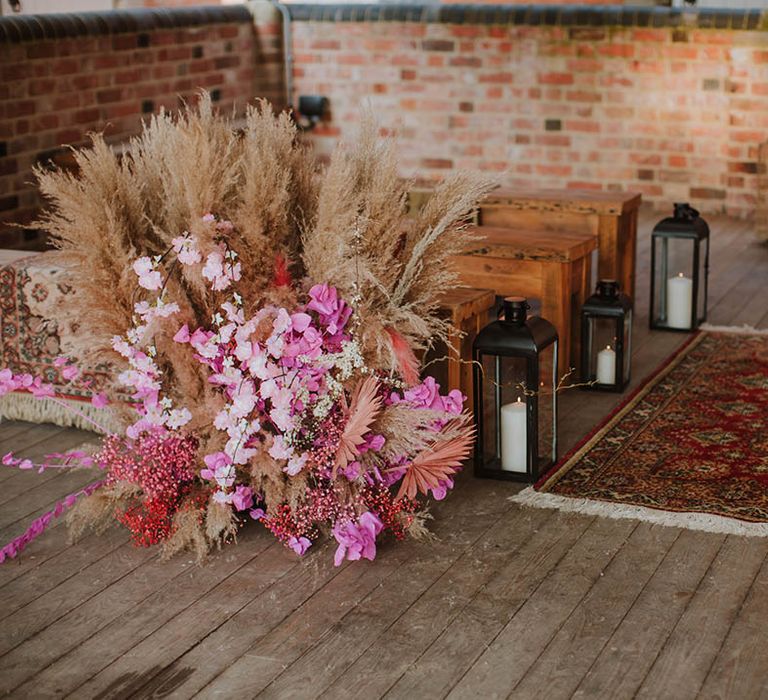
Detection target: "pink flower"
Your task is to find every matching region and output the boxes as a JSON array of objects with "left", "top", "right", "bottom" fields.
[
  {"left": 249, "top": 508, "right": 265, "bottom": 521},
  {"left": 290, "top": 312, "right": 312, "bottom": 333},
  {"left": 29, "top": 379, "right": 55, "bottom": 398},
  {"left": 91, "top": 393, "right": 110, "bottom": 408},
  {"left": 442, "top": 389, "right": 465, "bottom": 415},
  {"left": 341, "top": 461, "right": 361, "bottom": 480},
  {"left": 173, "top": 324, "right": 191, "bottom": 344},
  {"left": 202, "top": 251, "right": 224, "bottom": 284},
  {"left": 172, "top": 235, "right": 201, "bottom": 265},
  {"left": 332, "top": 512, "right": 384, "bottom": 566},
  {"left": 404, "top": 376, "right": 443, "bottom": 410},
  {"left": 288, "top": 536, "right": 312, "bottom": 556},
  {"left": 306, "top": 284, "right": 352, "bottom": 336},
  {"left": 53, "top": 356, "right": 69, "bottom": 367},
  {"left": 232, "top": 485, "right": 254, "bottom": 511},
  {"left": 201, "top": 451, "right": 230, "bottom": 480},
  {"left": 430, "top": 476, "right": 454, "bottom": 501},
  {"left": 307, "top": 283, "right": 339, "bottom": 316},
  {"left": 61, "top": 365, "right": 79, "bottom": 381},
  {"left": 358, "top": 434, "right": 385, "bottom": 454},
  {"left": 202, "top": 249, "right": 241, "bottom": 291},
  {"left": 132, "top": 257, "right": 162, "bottom": 290}
]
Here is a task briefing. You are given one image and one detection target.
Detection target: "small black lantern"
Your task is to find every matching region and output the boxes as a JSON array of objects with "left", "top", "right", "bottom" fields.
[
  {"left": 650, "top": 203, "right": 709, "bottom": 332},
  {"left": 580, "top": 280, "right": 632, "bottom": 392},
  {"left": 472, "top": 297, "right": 558, "bottom": 482}
]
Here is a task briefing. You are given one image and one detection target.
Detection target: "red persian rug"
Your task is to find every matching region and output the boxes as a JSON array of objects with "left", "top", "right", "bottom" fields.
[{"left": 513, "top": 330, "right": 768, "bottom": 535}]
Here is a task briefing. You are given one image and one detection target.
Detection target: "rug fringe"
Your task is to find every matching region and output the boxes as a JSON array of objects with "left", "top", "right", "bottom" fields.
[
  {"left": 511, "top": 487, "right": 768, "bottom": 538},
  {"left": 0, "top": 392, "right": 122, "bottom": 435},
  {"left": 700, "top": 323, "right": 768, "bottom": 335}
]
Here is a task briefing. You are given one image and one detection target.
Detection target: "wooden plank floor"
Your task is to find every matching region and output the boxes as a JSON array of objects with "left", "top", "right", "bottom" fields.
[{"left": 0, "top": 209, "right": 766, "bottom": 699}]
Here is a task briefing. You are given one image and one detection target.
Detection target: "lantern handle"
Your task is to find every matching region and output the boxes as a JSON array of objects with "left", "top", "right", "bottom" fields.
[
  {"left": 673, "top": 202, "right": 699, "bottom": 220},
  {"left": 498, "top": 296, "right": 530, "bottom": 326}
]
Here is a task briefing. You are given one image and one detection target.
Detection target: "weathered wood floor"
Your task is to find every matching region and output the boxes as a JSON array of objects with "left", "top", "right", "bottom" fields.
[{"left": 0, "top": 209, "right": 766, "bottom": 699}]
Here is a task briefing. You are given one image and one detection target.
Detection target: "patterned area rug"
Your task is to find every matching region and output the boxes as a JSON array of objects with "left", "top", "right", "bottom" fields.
[
  {"left": 513, "top": 330, "right": 768, "bottom": 536},
  {"left": 0, "top": 250, "right": 125, "bottom": 431}
]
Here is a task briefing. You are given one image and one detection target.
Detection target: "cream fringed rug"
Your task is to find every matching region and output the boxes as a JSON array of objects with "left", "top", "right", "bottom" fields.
[
  {"left": 512, "top": 328, "right": 768, "bottom": 537},
  {"left": 0, "top": 249, "right": 126, "bottom": 431}
]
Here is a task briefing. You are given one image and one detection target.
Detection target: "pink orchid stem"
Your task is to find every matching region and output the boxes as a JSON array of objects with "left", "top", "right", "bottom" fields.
[
  {"left": 0, "top": 480, "right": 104, "bottom": 564},
  {"left": 45, "top": 396, "right": 113, "bottom": 435}
]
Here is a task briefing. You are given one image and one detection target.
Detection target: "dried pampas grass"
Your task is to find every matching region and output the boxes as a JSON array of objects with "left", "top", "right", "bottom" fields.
[
  {"left": 302, "top": 115, "right": 497, "bottom": 376},
  {"left": 66, "top": 481, "right": 140, "bottom": 541},
  {"left": 33, "top": 93, "right": 316, "bottom": 404},
  {"left": 162, "top": 505, "right": 209, "bottom": 562},
  {"left": 32, "top": 92, "right": 493, "bottom": 560}
]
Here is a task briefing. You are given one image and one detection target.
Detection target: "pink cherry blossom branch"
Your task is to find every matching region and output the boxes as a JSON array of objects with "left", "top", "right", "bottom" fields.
[
  {"left": 2, "top": 449, "right": 95, "bottom": 474},
  {"left": 0, "top": 480, "right": 104, "bottom": 564},
  {"left": 45, "top": 395, "right": 113, "bottom": 435}
]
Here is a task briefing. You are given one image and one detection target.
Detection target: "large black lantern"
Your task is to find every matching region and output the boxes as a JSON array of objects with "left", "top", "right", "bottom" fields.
[
  {"left": 650, "top": 203, "right": 709, "bottom": 331},
  {"left": 580, "top": 280, "right": 632, "bottom": 392},
  {"left": 472, "top": 297, "right": 558, "bottom": 482}
]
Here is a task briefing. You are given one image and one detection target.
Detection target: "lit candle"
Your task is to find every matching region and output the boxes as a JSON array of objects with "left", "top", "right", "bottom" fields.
[
  {"left": 666, "top": 272, "right": 693, "bottom": 329},
  {"left": 501, "top": 397, "right": 527, "bottom": 473},
  {"left": 596, "top": 345, "right": 616, "bottom": 384}
]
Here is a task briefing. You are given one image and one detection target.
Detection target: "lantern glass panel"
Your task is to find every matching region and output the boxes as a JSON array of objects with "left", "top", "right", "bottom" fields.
[
  {"left": 479, "top": 353, "right": 528, "bottom": 474},
  {"left": 696, "top": 238, "right": 709, "bottom": 324},
  {"left": 537, "top": 343, "right": 557, "bottom": 466},
  {"left": 623, "top": 309, "right": 632, "bottom": 381},
  {"left": 584, "top": 316, "right": 619, "bottom": 384},
  {"left": 652, "top": 236, "right": 698, "bottom": 330}
]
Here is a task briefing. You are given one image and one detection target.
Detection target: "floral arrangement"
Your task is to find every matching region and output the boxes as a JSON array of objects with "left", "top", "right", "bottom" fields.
[{"left": 0, "top": 95, "right": 495, "bottom": 565}]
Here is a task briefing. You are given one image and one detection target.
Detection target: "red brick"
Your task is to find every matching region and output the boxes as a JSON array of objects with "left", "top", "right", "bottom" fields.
[
  {"left": 52, "top": 59, "right": 80, "bottom": 76},
  {"left": 539, "top": 73, "right": 573, "bottom": 86},
  {"left": 421, "top": 158, "right": 453, "bottom": 169},
  {"left": 690, "top": 187, "right": 726, "bottom": 199},
  {"left": 97, "top": 88, "right": 125, "bottom": 105},
  {"left": 73, "top": 108, "right": 101, "bottom": 124},
  {"left": 6, "top": 101, "right": 35, "bottom": 118},
  {"left": 422, "top": 40, "right": 454, "bottom": 52}
]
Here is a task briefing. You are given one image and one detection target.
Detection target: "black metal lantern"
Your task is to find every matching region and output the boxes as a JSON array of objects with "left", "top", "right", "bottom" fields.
[
  {"left": 650, "top": 203, "right": 709, "bottom": 332},
  {"left": 472, "top": 297, "right": 558, "bottom": 482},
  {"left": 580, "top": 280, "right": 632, "bottom": 392}
]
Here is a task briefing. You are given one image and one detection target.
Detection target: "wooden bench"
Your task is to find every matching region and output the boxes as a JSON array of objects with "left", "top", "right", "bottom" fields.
[
  {"left": 430, "top": 287, "right": 496, "bottom": 412},
  {"left": 451, "top": 226, "right": 597, "bottom": 371},
  {"left": 478, "top": 188, "right": 641, "bottom": 300}
]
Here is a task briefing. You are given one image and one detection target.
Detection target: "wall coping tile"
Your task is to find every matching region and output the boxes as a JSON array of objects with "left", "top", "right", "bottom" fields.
[
  {"left": 0, "top": 4, "right": 253, "bottom": 43},
  {"left": 287, "top": 3, "right": 764, "bottom": 30}
]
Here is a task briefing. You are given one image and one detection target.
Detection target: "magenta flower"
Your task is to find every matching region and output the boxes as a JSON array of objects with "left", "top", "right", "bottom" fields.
[
  {"left": 332, "top": 511, "right": 384, "bottom": 566},
  {"left": 201, "top": 451, "right": 230, "bottom": 480},
  {"left": 173, "top": 324, "right": 191, "bottom": 344},
  {"left": 404, "top": 376, "right": 443, "bottom": 410},
  {"left": 232, "top": 485, "right": 254, "bottom": 511},
  {"left": 91, "top": 393, "right": 110, "bottom": 408},
  {"left": 442, "top": 389, "right": 465, "bottom": 415},
  {"left": 307, "top": 283, "right": 339, "bottom": 316},
  {"left": 288, "top": 536, "right": 312, "bottom": 556}
]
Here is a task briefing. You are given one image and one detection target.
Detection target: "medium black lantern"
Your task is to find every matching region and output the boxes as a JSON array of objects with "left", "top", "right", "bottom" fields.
[
  {"left": 580, "top": 280, "right": 632, "bottom": 392},
  {"left": 650, "top": 203, "right": 709, "bottom": 332},
  {"left": 472, "top": 297, "right": 558, "bottom": 482}
]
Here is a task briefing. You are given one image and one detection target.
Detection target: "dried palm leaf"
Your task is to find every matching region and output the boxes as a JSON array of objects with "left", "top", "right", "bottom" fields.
[{"left": 334, "top": 376, "right": 382, "bottom": 476}]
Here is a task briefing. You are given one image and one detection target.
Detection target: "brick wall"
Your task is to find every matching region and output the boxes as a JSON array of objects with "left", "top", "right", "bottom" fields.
[
  {"left": 0, "top": 5, "right": 284, "bottom": 248},
  {"left": 292, "top": 8, "right": 768, "bottom": 217}
]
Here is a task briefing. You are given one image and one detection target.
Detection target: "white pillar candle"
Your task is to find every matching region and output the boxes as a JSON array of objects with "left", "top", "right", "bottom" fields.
[
  {"left": 666, "top": 272, "right": 693, "bottom": 329},
  {"left": 501, "top": 397, "right": 527, "bottom": 473},
  {"left": 596, "top": 345, "right": 616, "bottom": 384}
]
